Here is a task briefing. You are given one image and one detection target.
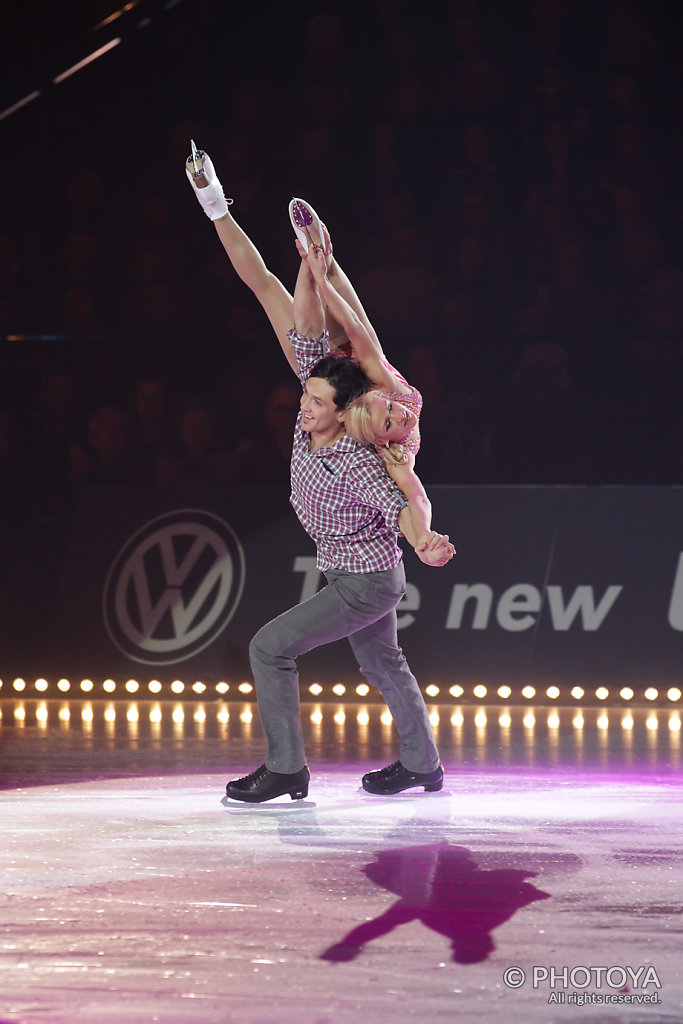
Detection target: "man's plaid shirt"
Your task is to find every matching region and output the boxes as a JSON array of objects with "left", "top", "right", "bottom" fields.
[{"left": 288, "top": 329, "right": 407, "bottom": 574}]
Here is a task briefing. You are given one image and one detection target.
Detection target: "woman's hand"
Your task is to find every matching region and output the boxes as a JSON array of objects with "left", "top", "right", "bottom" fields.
[
  {"left": 307, "top": 244, "right": 329, "bottom": 285},
  {"left": 415, "top": 532, "right": 456, "bottom": 567}
]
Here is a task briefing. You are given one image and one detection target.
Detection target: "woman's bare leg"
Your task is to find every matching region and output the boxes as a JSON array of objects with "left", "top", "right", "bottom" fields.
[
  {"left": 187, "top": 149, "right": 297, "bottom": 373},
  {"left": 212, "top": 212, "right": 297, "bottom": 373},
  {"left": 292, "top": 250, "right": 325, "bottom": 339}
]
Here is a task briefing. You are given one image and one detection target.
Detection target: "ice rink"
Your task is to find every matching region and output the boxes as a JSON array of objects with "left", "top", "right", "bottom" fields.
[{"left": 1, "top": 699, "right": 681, "bottom": 1023}]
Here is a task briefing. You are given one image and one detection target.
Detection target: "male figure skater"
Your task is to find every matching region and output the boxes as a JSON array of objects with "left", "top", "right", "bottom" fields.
[
  {"left": 183, "top": 146, "right": 454, "bottom": 802},
  {"left": 225, "top": 328, "right": 454, "bottom": 803}
]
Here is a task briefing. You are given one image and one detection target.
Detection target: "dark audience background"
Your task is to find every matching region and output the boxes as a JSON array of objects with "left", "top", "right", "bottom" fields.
[{"left": 1, "top": 0, "right": 683, "bottom": 497}]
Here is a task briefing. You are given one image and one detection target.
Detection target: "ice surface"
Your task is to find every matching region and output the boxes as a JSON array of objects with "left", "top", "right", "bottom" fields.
[{"left": 0, "top": 700, "right": 681, "bottom": 1024}]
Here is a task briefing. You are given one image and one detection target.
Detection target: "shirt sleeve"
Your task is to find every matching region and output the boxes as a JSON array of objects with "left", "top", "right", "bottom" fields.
[
  {"left": 287, "top": 328, "right": 330, "bottom": 386},
  {"left": 346, "top": 451, "right": 408, "bottom": 534}
]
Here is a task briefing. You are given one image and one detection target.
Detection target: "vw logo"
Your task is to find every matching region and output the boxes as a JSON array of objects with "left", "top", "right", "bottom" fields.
[{"left": 103, "top": 510, "right": 246, "bottom": 665}]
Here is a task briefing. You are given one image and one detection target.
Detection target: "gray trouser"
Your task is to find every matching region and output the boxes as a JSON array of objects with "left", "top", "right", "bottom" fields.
[{"left": 248, "top": 563, "right": 440, "bottom": 775}]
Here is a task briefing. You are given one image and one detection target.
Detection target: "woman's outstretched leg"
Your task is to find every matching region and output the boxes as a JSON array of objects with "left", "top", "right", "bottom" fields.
[
  {"left": 186, "top": 147, "right": 297, "bottom": 373},
  {"left": 292, "top": 246, "right": 325, "bottom": 340},
  {"left": 287, "top": 197, "right": 381, "bottom": 357}
]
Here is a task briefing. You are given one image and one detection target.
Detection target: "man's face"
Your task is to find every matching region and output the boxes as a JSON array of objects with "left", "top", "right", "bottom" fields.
[{"left": 300, "top": 377, "right": 344, "bottom": 435}]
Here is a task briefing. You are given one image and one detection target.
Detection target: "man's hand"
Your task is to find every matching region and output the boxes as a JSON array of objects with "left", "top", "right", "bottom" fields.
[{"left": 415, "top": 531, "right": 455, "bottom": 567}]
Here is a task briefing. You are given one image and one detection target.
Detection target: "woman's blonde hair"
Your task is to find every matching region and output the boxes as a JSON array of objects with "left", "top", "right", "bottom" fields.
[{"left": 345, "top": 396, "right": 407, "bottom": 467}]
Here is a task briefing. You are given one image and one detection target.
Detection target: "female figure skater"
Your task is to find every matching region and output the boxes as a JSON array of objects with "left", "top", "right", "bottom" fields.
[
  {"left": 185, "top": 144, "right": 365, "bottom": 374},
  {"left": 186, "top": 145, "right": 434, "bottom": 537},
  {"left": 289, "top": 197, "right": 426, "bottom": 520},
  {"left": 185, "top": 146, "right": 454, "bottom": 804}
]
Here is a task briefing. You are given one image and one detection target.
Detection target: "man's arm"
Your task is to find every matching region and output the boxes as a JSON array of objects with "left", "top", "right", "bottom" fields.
[
  {"left": 349, "top": 452, "right": 455, "bottom": 568},
  {"left": 286, "top": 328, "right": 331, "bottom": 387}
]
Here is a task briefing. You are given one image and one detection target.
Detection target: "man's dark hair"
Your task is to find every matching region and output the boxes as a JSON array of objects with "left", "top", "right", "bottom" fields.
[{"left": 308, "top": 355, "right": 373, "bottom": 410}]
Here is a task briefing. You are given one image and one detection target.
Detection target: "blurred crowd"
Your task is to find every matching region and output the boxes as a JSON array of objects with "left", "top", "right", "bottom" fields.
[{"left": 1, "top": 0, "right": 683, "bottom": 497}]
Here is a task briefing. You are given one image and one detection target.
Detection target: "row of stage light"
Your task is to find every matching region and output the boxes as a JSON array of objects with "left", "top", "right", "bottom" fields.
[
  {"left": 2, "top": 701, "right": 681, "bottom": 742},
  {"left": 0, "top": 677, "right": 681, "bottom": 706}
]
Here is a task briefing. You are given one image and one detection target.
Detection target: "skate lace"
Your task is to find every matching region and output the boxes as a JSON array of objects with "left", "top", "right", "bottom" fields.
[{"left": 242, "top": 764, "right": 270, "bottom": 784}]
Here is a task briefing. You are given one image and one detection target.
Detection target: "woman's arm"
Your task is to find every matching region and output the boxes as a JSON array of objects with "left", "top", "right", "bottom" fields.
[
  {"left": 305, "top": 246, "right": 396, "bottom": 391},
  {"left": 391, "top": 453, "right": 455, "bottom": 566},
  {"left": 397, "top": 498, "right": 454, "bottom": 567},
  {"left": 351, "top": 450, "right": 453, "bottom": 567},
  {"left": 320, "top": 224, "right": 384, "bottom": 359},
  {"left": 388, "top": 454, "right": 433, "bottom": 547}
]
